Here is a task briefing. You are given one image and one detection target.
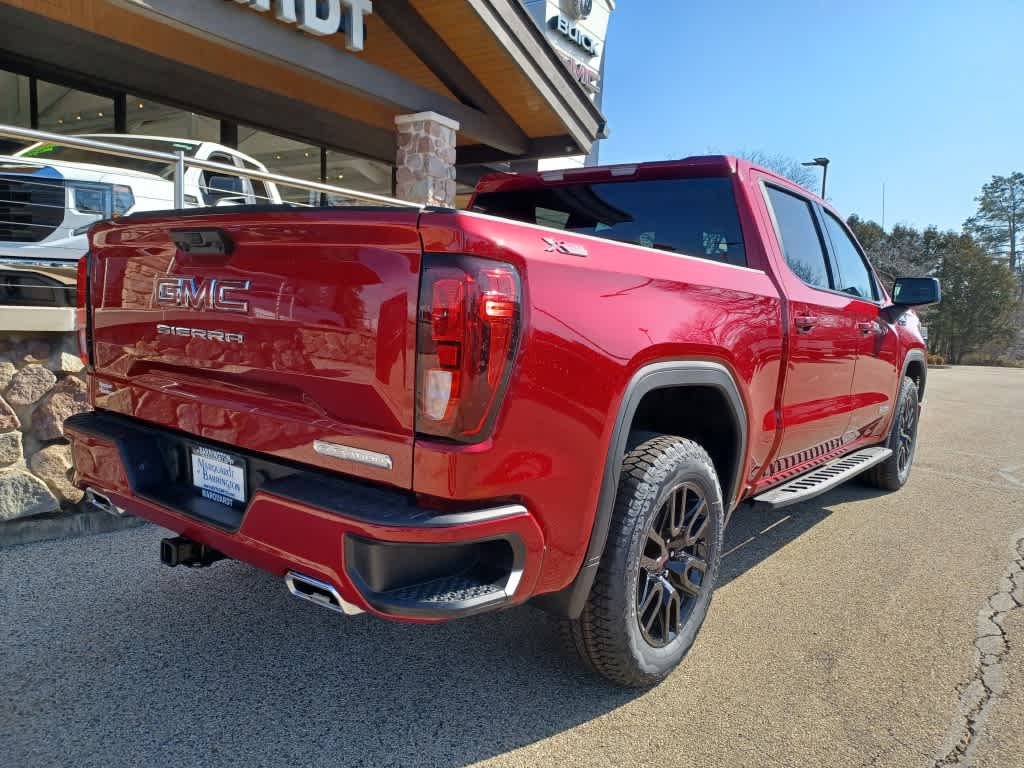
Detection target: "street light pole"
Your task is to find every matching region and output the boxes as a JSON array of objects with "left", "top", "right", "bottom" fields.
[{"left": 801, "top": 157, "right": 830, "bottom": 198}]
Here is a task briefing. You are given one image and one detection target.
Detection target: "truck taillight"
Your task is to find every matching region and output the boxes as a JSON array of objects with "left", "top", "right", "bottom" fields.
[
  {"left": 416, "top": 255, "right": 520, "bottom": 442},
  {"left": 76, "top": 254, "right": 90, "bottom": 365}
]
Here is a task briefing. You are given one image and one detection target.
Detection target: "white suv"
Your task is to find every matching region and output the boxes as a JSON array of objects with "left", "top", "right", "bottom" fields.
[{"left": 0, "top": 135, "right": 282, "bottom": 317}]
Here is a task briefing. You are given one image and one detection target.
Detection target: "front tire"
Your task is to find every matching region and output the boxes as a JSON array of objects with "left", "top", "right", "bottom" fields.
[
  {"left": 565, "top": 435, "right": 724, "bottom": 687},
  {"left": 862, "top": 375, "right": 920, "bottom": 491}
]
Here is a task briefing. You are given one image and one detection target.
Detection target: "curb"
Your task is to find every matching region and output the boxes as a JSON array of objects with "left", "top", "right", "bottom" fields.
[{"left": 0, "top": 509, "right": 147, "bottom": 549}]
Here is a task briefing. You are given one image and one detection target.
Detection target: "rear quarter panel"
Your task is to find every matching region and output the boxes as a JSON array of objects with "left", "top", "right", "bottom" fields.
[{"left": 416, "top": 208, "right": 784, "bottom": 593}]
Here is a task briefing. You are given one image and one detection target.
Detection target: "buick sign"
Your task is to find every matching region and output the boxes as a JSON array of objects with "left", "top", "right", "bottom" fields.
[
  {"left": 232, "top": 0, "right": 373, "bottom": 52},
  {"left": 552, "top": 14, "right": 599, "bottom": 56}
]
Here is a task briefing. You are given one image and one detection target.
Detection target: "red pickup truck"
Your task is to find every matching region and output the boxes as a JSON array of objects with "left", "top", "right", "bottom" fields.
[{"left": 67, "top": 156, "right": 939, "bottom": 686}]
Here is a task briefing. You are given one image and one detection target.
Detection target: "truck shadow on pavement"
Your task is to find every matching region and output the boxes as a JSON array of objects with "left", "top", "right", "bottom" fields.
[
  {"left": 4, "top": 484, "right": 887, "bottom": 768},
  {"left": 718, "top": 482, "right": 892, "bottom": 588}
]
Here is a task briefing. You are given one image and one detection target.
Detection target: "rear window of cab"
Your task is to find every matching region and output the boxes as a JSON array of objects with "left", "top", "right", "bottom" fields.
[{"left": 471, "top": 176, "right": 746, "bottom": 267}]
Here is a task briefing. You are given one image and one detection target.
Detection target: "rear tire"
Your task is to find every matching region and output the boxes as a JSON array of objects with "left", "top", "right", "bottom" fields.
[
  {"left": 862, "top": 376, "right": 920, "bottom": 491},
  {"left": 564, "top": 435, "right": 724, "bottom": 687}
]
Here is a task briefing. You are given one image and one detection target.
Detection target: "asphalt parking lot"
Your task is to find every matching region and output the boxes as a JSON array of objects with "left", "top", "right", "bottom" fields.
[{"left": 2, "top": 366, "right": 1023, "bottom": 768}]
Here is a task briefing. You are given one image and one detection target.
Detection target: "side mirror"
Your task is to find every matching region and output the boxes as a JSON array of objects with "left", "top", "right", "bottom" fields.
[{"left": 882, "top": 276, "right": 941, "bottom": 322}]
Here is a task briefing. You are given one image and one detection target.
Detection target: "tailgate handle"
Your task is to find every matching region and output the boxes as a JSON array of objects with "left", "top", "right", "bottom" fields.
[{"left": 169, "top": 228, "right": 234, "bottom": 256}]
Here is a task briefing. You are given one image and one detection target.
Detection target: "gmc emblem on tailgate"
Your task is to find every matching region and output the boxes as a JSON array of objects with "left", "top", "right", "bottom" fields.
[{"left": 155, "top": 277, "right": 252, "bottom": 313}]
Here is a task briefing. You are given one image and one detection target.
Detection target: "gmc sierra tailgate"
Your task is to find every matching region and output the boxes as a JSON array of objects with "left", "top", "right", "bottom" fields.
[{"left": 86, "top": 207, "right": 422, "bottom": 488}]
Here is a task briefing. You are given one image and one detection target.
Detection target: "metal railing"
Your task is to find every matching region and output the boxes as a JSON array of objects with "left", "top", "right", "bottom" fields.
[{"left": 0, "top": 123, "right": 420, "bottom": 210}]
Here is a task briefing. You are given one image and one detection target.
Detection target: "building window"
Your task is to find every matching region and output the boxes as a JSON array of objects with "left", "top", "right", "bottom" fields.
[
  {"left": 238, "top": 128, "right": 321, "bottom": 205},
  {"left": 0, "top": 69, "right": 33, "bottom": 153},
  {"left": 125, "top": 95, "right": 219, "bottom": 142},
  {"left": 238, "top": 127, "right": 392, "bottom": 206},
  {"left": 322, "top": 148, "right": 392, "bottom": 204},
  {"left": 0, "top": 72, "right": 393, "bottom": 207},
  {"left": 35, "top": 78, "right": 115, "bottom": 135}
]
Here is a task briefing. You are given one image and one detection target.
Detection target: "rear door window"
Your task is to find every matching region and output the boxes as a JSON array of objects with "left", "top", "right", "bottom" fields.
[
  {"left": 765, "top": 186, "right": 832, "bottom": 289},
  {"left": 472, "top": 177, "right": 746, "bottom": 266}
]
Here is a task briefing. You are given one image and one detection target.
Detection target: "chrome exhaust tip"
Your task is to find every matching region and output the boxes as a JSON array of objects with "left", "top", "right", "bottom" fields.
[
  {"left": 85, "top": 487, "right": 126, "bottom": 517},
  {"left": 285, "top": 571, "right": 363, "bottom": 616}
]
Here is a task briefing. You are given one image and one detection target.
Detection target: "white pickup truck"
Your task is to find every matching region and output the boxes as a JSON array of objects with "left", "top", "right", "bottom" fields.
[{"left": 0, "top": 135, "right": 281, "bottom": 317}]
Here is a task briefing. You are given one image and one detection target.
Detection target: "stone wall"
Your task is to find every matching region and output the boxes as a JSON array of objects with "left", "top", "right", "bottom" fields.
[{"left": 0, "top": 331, "right": 90, "bottom": 522}]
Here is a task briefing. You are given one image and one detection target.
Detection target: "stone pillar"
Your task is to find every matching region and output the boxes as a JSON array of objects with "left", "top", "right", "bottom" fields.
[{"left": 394, "top": 112, "right": 459, "bottom": 207}]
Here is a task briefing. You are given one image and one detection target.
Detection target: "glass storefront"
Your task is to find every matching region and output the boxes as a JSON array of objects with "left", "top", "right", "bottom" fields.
[
  {"left": 125, "top": 94, "right": 219, "bottom": 142},
  {"left": 323, "top": 148, "right": 392, "bottom": 204},
  {"left": 35, "top": 79, "right": 114, "bottom": 135},
  {"left": 239, "top": 127, "right": 392, "bottom": 206},
  {"left": 238, "top": 129, "right": 321, "bottom": 205},
  {"left": 0, "top": 66, "right": 394, "bottom": 203},
  {"left": 0, "top": 70, "right": 31, "bottom": 153}
]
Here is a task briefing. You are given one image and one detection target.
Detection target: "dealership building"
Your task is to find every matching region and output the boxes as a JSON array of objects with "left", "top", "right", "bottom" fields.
[{"left": 0, "top": 0, "right": 612, "bottom": 206}]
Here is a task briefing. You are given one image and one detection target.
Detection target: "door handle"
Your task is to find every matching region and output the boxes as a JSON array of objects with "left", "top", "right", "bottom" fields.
[
  {"left": 857, "top": 320, "right": 879, "bottom": 335},
  {"left": 794, "top": 314, "right": 819, "bottom": 332}
]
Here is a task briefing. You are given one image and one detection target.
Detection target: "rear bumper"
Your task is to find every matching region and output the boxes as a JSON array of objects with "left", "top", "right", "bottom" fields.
[{"left": 65, "top": 411, "right": 545, "bottom": 622}]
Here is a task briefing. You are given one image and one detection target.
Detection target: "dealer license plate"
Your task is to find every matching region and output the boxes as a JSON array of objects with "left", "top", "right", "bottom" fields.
[{"left": 190, "top": 446, "right": 247, "bottom": 507}]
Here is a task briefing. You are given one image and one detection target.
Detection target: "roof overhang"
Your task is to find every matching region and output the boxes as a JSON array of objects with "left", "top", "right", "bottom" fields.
[
  {"left": 0, "top": 0, "right": 606, "bottom": 163},
  {"left": 454, "top": 0, "right": 607, "bottom": 157}
]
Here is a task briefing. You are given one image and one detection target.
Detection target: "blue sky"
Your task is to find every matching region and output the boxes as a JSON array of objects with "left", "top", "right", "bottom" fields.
[{"left": 597, "top": 0, "right": 1023, "bottom": 233}]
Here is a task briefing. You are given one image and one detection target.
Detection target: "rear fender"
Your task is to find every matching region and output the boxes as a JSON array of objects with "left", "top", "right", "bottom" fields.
[{"left": 533, "top": 360, "right": 748, "bottom": 618}]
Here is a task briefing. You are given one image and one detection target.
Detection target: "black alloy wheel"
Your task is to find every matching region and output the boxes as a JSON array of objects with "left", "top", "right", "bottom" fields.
[
  {"left": 862, "top": 375, "right": 920, "bottom": 491},
  {"left": 637, "top": 482, "right": 711, "bottom": 647},
  {"left": 895, "top": 390, "right": 917, "bottom": 476}
]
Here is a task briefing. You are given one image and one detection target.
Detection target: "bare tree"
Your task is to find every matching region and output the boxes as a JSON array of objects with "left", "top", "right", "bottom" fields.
[
  {"left": 737, "top": 151, "right": 820, "bottom": 193},
  {"left": 847, "top": 215, "right": 940, "bottom": 286}
]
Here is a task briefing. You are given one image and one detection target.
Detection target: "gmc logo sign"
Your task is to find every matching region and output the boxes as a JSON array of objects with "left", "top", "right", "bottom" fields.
[{"left": 155, "top": 277, "right": 252, "bottom": 313}]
